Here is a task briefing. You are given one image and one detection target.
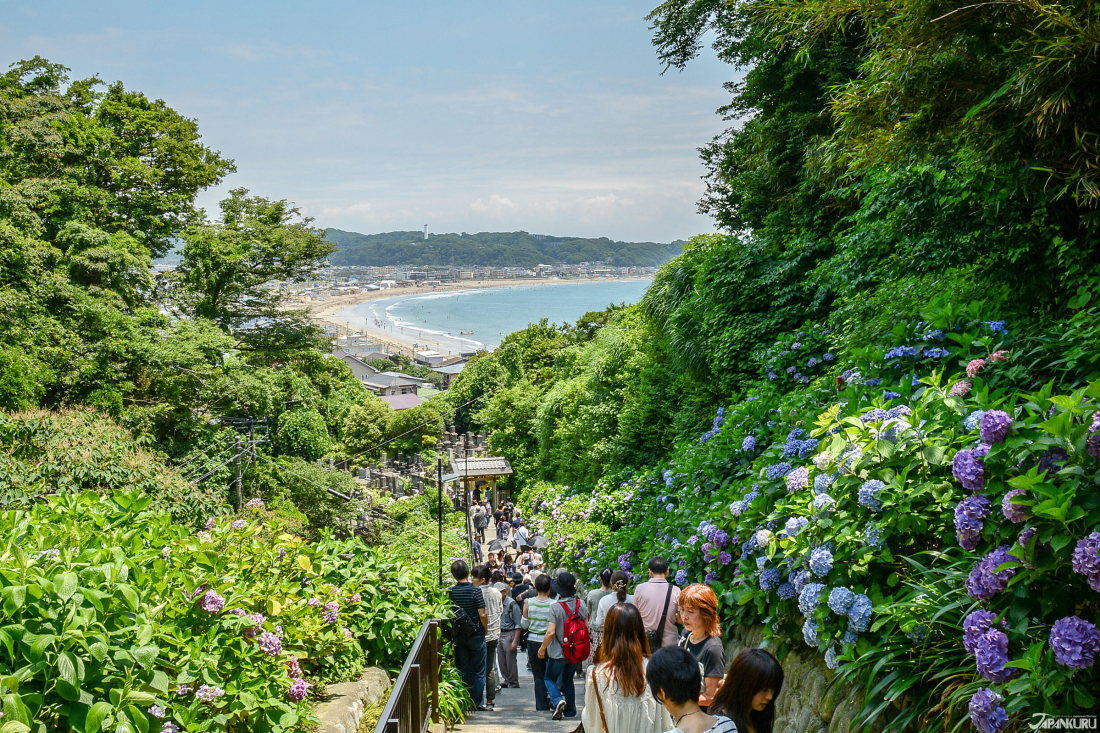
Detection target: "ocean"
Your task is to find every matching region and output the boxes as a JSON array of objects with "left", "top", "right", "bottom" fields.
[{"left": 334, "top": 279, "right": 651, "bottom": 353}]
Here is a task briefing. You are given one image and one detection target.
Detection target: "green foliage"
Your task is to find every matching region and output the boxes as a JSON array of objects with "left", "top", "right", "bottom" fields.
[
  {"left": 0, "top": 489, "right": 448, "bottom": 733},
  {"left": 257, "top": 457, "right": 368, "bottom": 537},
  {"left": 386, "top": 402, "right": 446, "bottom": 454},
  {"left": 276, "top": 407, "right": 330, "bottom": 462},
  {"left": 378, "top": 492, "right": 467, "bottom": 569},
  {"left": 0, "top": 408, "right": 221, "bottom": 523},
  {"left": 342, "top": 397, "right": 394, "bottom": 458},
  {"left": 326, "top": 229, "right": 684, "bottom": 268}
]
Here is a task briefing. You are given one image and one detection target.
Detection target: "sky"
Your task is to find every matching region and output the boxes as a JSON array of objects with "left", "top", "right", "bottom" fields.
[{"left": 2, "top": 1, "right": 735, "bottom": 243}]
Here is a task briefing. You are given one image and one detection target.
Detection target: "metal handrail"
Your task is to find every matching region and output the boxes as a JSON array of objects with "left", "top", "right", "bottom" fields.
[{"left": 373, "top": 618, "right": 442, "bottom": 733}]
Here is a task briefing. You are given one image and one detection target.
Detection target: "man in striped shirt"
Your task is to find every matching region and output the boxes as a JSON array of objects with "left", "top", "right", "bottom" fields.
[{"left": 449, "top": 560, "right": 489, "bottom": 710}]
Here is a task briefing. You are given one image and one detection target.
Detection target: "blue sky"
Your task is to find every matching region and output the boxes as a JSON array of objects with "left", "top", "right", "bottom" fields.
[{"left": 2, "top": 1, "right": 735, "bottom": 242}]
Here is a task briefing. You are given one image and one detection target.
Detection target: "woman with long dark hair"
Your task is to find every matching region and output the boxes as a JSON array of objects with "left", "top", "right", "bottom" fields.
[
  {"left": 580, "top": 603, "right": 671, "bottom": 733},
  {"left": 709, "top": 648, "right": 784, "bottom": 733}
]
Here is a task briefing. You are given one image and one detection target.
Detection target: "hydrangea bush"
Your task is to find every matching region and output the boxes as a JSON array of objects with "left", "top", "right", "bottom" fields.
[
  {"left": 0, "top": 490, "right": 448, "bottom": 733},
  {"left": 521, "top": 302, "right": 1100, "bottom": 731}
]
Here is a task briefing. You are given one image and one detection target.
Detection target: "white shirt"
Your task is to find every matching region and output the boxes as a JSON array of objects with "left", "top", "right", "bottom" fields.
[
  {"left": 480, "top": 584, "right": 502, "bottom": 642},
  {"left": 581, "top": 660, "right": 672, "bottom": 733},
  {"left": 595, "top": 593, "right": 634, "bottom": 628},
  {"left": 670, "top": 715, "right": 738, "bottom": 733}
]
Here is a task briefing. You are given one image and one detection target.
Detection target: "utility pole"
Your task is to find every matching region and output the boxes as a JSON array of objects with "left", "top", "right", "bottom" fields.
[
  {"left": 234, "top": 434, "right": 243, "bottom": 511},
  {"left": 437, "top": 457, "right": 444, "bottom": 588}
]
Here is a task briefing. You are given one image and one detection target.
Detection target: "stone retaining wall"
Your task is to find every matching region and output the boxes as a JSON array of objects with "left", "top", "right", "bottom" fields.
[
  {"left": 315, "top": 667, "right": 390, "bottom": 733},
  {"left": 724, "top": 626, "right": 885, "bottom": 733}
]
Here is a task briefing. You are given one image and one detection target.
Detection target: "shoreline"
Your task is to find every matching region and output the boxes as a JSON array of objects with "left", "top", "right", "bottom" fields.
[{"left": 287, "top": 277, "right": 652, "bottom": 356}]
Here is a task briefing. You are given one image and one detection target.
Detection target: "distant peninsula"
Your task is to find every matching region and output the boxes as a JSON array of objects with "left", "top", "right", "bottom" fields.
[{"left": 325, "top": 229, "right": 684, "bottom": 268}]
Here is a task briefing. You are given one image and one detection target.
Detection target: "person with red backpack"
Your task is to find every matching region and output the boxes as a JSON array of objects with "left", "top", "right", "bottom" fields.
[{"left": 536, "top": 571, "right": 589, "bottom": 720}]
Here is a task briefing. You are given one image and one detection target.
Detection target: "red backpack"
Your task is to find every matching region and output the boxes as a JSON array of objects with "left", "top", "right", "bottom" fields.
[{"left": 559, "top": 599, "right": 590, "bottom": 663}]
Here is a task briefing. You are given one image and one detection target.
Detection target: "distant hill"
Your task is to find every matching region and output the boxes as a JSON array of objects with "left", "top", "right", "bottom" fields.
[{"left": 325, "top": 229, "right": 684, "bottom": 268}]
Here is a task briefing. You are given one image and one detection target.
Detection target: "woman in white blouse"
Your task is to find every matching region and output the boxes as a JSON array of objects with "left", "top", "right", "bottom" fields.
[
  {"left": 594, "top": 570, "right": 634, "bottom": 628},
  {"left": 581, "top": 602, "right": 672, "bottom": 733}
]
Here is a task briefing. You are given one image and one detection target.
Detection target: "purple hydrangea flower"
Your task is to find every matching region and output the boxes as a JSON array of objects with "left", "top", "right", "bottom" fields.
[
  {"left": 704, "top": 572, "right": 717, "bottom": 585},
  {"left": 205, "top": 517, "right": 216, "bottom": 530},
  {"left": 231, "top": 519, "right": 246, "bottom": 530},
  {"left": 1001, "top": 489, "right": 1027, "bottom": 523},
  {"left": 285, "top": 656, "right": 302, "bottom": 678},
  {"left": 307, "top": 598, "right": 321, "bottom": 608},
  {"left": 1071, "top": 532, "right": 1100, "bottom": 592},
  {"left": 861, "top": 408, "right": 889, "bottom": 424},
  {"left": 1037, "top": 447, "right": 1069, "bottom": 475},
  {"left": 199, "top": 590, "right": 225, "bottom": 614},
  {"left": 979, "top": 410, "right": 1012, "bottom": 445},
  {"left": 965, "top": 546, "right": 1020, "bottom": 600},
  {"left": 827, "top": 586, "right": 855, "bottom": 614},
  {"left": 674, "top": 569, "right": 687, "bottom": 585},
  {"left": 162, "top": 723, "right": 182, "bottom": 733},
  {"left": 712, "top": 530, "right": 730, "bottom": 549},
  {"left": 245, "top": 497, "right": 265, "bottom": 509},
  {"left": 969, "top": 689, "right": 1008, "bottom": 733},
  {"left": 176, "top": 684, "right": 190, "bottom": 695},
  {"left": 288, "top": 677, "right": 310, "bottom": 702},
  {"left": 258, "top": 631, "right": 283, "bottom": 656},
  {"left": 147, "top": 705, "right": 166, "bottom": 718},
  {"left": 718, "top": 551, "right": 732, "bottom": 566},
  {"left": 196, "top": 684, "right": 225, "bottom": 702},
  {"left": 1049, "top": 616, "right": 1100, "bottom": 668},
  {"left": 858, "top": 480, "right": 885, "bottom": 511},
  {"left": 1018, "top": 526, "right": 1037, "bottom": 550},
  {"left": 786, "top": 466, "right": 809, "bottom": 492},
  {"left": 963, "top": 610, "right": 1004, "bottom": 655},
  {"left": 952, "top": 448, "right": 986, "bottom": 491},
  {"left": 973, "top": 628, "right": 1017, "bottom": 682},
  {"left": 954, "top": 495, "right": 991, "bottom": 550},
  {"left": 742, "top": 435, "right": 757, "bottom": 452}
]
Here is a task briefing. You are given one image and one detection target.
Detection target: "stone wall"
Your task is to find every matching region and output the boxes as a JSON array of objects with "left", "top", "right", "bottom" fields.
[
  {"left": 314, "top": 667, "right": 390, "bottom": 733},
  {"left": 724, "top": 626, "right": 884, "bottom": 733}
]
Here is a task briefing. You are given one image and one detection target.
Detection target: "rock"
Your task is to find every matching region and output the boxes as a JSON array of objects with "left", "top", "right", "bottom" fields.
[{"left": 314, "top": 667, "right": 391, "bottom": 733}]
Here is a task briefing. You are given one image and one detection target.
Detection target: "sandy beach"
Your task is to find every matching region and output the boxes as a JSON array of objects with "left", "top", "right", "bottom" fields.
[{"left": 287, "top": 277, "right": 651, "bottom": 356}]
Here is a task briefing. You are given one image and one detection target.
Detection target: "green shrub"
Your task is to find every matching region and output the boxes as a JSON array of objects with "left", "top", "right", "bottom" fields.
[{"left": 0, "top": 489, "right": 448, "bottom": 733}]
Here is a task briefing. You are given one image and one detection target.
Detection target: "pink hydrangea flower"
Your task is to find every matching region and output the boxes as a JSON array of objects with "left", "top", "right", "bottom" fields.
[
  {"left": 989, "top": 350, "right": 1010, "bottom": 362},
  {"left": 966, "top": 359, "right": 987, "bottom": 378},
  {"left": 949, "top": 380, "right": 972, "bottom": 397}
]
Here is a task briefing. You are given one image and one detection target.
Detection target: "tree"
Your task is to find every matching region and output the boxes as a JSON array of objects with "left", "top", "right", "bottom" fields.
[
  {"left": 386, "top": 402, "right": 445, "bottom": 454},
  {"left": 343, "top": 397, "right": 395, "bottom": 458},
  {"left": 171, "top": 188, "right": 335, "bottom": 334},
  {"left": 276, "top": 406, "right": 330, "bottom": 461}
]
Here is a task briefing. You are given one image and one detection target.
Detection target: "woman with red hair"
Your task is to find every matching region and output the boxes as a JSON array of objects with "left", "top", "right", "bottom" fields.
[
  {"left": 580, "top": 603, "right": 672, "bottom": 733},
  {"left": 676, "top": 583, "right": 727, "bottom": 709}
]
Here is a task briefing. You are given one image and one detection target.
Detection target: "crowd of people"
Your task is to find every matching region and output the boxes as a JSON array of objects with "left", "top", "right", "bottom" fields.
[{"left": 448, "top": 538, "right": 786, "bottom": 733}]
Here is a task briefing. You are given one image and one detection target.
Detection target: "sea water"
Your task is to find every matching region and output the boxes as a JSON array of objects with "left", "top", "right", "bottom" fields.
[{"left": 335, "top": 279, "right": 651, "bottom": 353}]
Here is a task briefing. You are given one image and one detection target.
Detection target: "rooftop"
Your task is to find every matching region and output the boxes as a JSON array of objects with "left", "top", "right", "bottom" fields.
[{"left": 450, "top": 456, "right": 514, "bottom": 476}]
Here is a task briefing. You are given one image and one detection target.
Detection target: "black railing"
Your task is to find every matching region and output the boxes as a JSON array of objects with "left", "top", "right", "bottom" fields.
[{"left": 374, "top": 619, "right": 442, "bottom": 733}]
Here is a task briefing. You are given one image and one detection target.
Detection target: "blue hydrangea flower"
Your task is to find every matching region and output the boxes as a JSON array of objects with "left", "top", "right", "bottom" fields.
[
  {"left": 863, "top": 523, "right": 885, "bottom": 549},
  {"left": 798, "top": 582, "right": 826, "bottom": 615},
  {"left": 741, "top": 534, "right": 758, "bottom": 557},
  {"left": 759, "top": 567, "right": 781, "bottom": 591},
  {"left": 847, "top": 594, "right": 873, "bottom": 632},
  {"left": 985, "top": 320, "right": 1007, "bottom": 333},
  {"left": 778, "top": 582, "right": 797, "bottom": 599},
  {"left": 827, "top": 586, "right": 855, "bottom": 614},
  {"left": 841, "top": 629, "right": 858, "bottom": 646},
  {"left": 765, "top": 463, "right": 793, "bottom": 480},
  {"left": 953, "top": 447, "right": 988, "bottom": 491},
  {"left": 791, "top": 569, "right": 810, "bottom": 594},
  {"left": 786, "top": 366, "right": 797, "bottom": 374},
  {"left": 861, "top": 409, "right": 889, "bottom": 424},
  {"left": 963, "top": 410, "right": 985, "bottom": 432},
  {"left": 665, "top": 503, "right": 675, "bottom": 511},
  {"left": 813, "top": 493, "right": 836, "bottom": 517},
  {"left": 785, "top": 517, "right": 808, "bottom": 537},
  {"left": 812, "top": 473, "right": 834, "bottom": 495},
  {"left": 791, "top": 342, "right": 802, "bottom": 350},
  {"left": 884, "top": 345, "right": 920, "bottom": 359},
  {"left": 823, "top": 353, "right": 835, "bottom": 361},
  {"left": 809, "top": 547, "right": 833, "bottom": 576},
  {"left": 742, "top": 435, "right": 757, "bottom": 452},
  {"left": 802, "top": 618, "right": 819, "bottom": 646},
  {"left": 858, "top": 480, "right": 885, "bottom": 511},
  {"left": 886, "top": 405, "right": 912, "bottom": 419},
  {"left": 729, "top": 500, "right": 745, "bottom": 517},
  {"left": 824, "top": 646, "right": 838, "bottom": 669},
  {"left": 866, "top": 377, "right": 883, "bottom": 387},
  {"left": 883, "top": 390, "right": 901, "bottom": 400},
  {"left": 808, "top": 357, "right": 818, "bottom": 367},
  {"left": 674, "top": 569, "right": 687, "bottom": 585}
]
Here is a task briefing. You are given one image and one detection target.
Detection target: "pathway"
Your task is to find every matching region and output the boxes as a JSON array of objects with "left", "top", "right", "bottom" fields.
[{"left": 456, "top": 519, "right": 586, "bottom": 733}]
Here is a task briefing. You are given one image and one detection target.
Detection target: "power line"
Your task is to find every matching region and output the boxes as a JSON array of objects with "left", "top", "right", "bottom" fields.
[
  {"left": 337, "top": 394, "right": 483, "bottom": 468},
  {"left": 181, "top": 446, "right": 235, "bottom": 480}
]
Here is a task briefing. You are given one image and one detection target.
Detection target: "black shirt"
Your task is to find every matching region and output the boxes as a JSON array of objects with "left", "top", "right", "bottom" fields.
[
  {"left": 449, "top": 581, "right": 486, "bottom": 635},
  {"left": 511, "top": 583, "right": 530, "bottom": 601},
  {"left": 679, "top": 629, "right": 727, "bottom": 679}
]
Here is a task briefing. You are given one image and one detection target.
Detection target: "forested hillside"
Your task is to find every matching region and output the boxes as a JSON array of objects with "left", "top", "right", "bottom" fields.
[
  {"left": 326, "top": 228, "right": 684, "bottom": 267},
  {"left": 438, "top": 0, "right": 1100, "bottom": 729}
]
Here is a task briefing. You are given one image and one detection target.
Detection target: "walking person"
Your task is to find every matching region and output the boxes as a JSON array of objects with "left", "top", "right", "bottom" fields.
[
  {"left": 647, "top": 646, "right": 738, "bottom": 733},
  {"left": 537, "top": 572, "right": 588, "bottom": 720},
  {"left": 586, "top": 568, "right": 615, "bottom": 668},
  {"left": 595, "top": 570, "right": 634, "bottom": 629},
  {"left": 514, "top": 520, "right": 530, "bottom": 548},
  {"left": 472, "top": 502, "right": 487, "bottom": 543},
  {"left": 581, "top": 602, "right": 672, "bottom": 733},
  {"left": 472, "top": 565, "right": 503, "bottom": 710},
  {"left": 521, "top": 573, "right": 555, "bottom": 712},
  {"left": 709, "top": 648, "right": 785, "bottom": 733},
  {"left": 497, "top": 573, "right": 523, "bottom": 688},
  {"left": 447, "top": 560, "right": 489, "bottom": 711},
  {"left": 677, "top": 583, "right": 727, "bottom": 709},
  {"left": 634, "top": 557, "right": 680, "bottom": 651}
]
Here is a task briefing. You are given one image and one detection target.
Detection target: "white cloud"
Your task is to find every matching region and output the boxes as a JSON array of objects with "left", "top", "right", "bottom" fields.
[{"left": 470, "top": 195, "right": 517, "bottom": 218}]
